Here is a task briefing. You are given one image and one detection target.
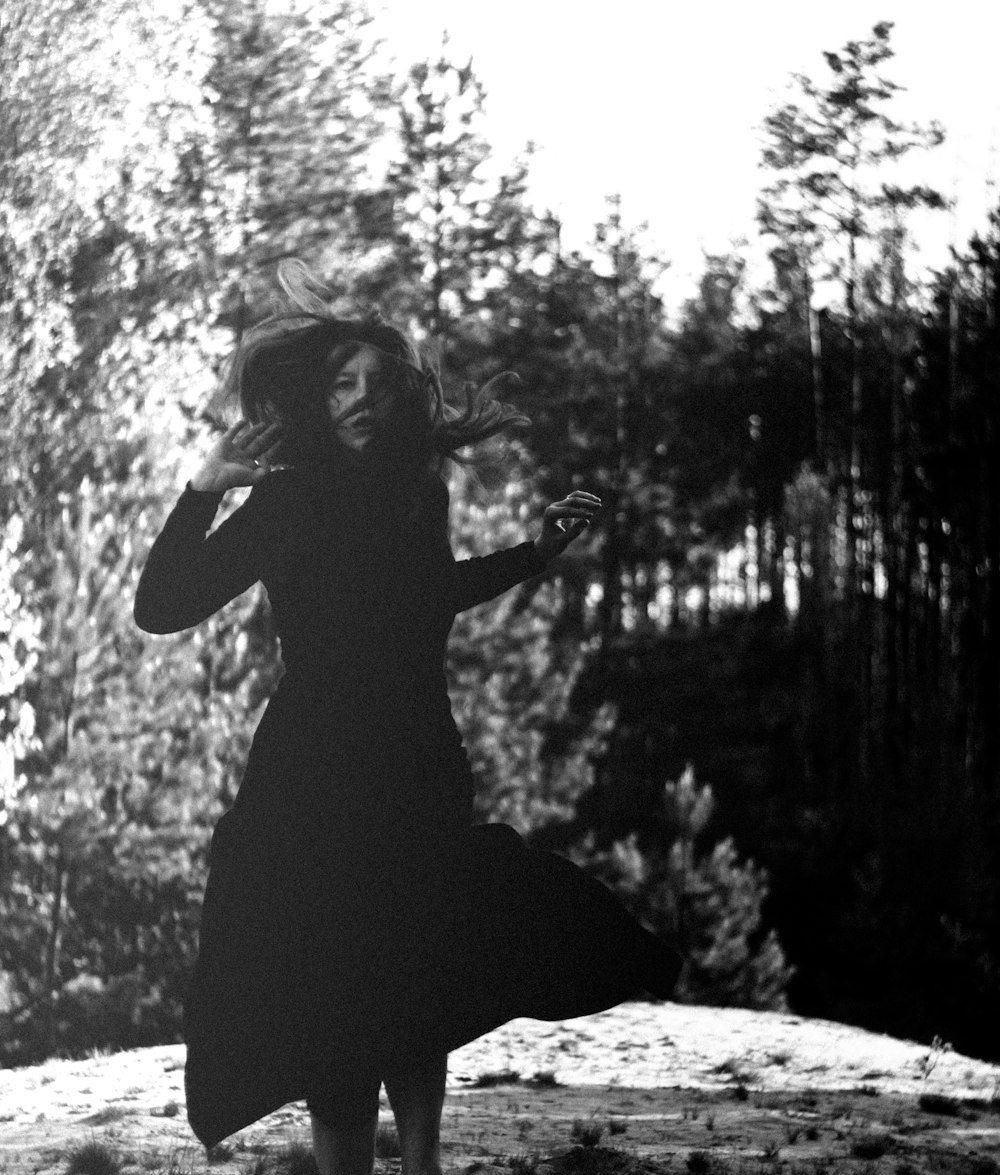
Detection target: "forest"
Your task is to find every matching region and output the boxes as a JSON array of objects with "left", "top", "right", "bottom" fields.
[{"left": 1, "top": 3, "right": 998, "bottom": 1067}]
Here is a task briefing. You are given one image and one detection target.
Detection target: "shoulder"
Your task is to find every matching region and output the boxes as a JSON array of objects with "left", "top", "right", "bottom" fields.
[{"left": 425, "top": 472, "right": 449, "bottom": 507}]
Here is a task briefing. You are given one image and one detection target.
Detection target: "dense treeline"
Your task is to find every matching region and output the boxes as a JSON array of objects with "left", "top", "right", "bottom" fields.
[{"left": 0, "top": 4, "right": 996, "bottom": 1063}]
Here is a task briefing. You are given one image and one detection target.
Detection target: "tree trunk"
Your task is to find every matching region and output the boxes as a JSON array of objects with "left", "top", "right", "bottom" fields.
[
  {"left": 44, "top": 849, "right": 66, "bottom": 1055},
  {"left": 807, "top": 280, "right": 825, "bottom": 466}
]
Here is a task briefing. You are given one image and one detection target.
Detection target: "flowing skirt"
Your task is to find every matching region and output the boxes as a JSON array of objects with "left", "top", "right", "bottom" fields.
[{"left": 183, "top": 685, "right": 681, "bottom": 1148}]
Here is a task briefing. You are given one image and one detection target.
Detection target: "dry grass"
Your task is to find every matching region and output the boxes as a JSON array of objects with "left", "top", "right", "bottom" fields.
[
  {"left": 66, "top": 1141, "right": 123, "bottom": 1175},
  {"left": 374, "top": 1123, "right": 401, "bottom": 1159}
]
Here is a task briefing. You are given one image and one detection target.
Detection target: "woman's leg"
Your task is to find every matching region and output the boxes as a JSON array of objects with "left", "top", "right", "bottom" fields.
[
  {"left": 310, "top": 1109, "right": 378, "bottom": 1175},
  {"left": 307, "top": 1066, "right": 381, "bottom": 1175},
  {"left": 383, "top": 1051, "right": 448, "bottom": 1175}
]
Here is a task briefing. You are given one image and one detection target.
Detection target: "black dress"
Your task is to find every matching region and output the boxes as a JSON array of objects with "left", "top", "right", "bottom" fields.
[{"left": 134, "top": 458, "right": 680, "bottom": 1149}]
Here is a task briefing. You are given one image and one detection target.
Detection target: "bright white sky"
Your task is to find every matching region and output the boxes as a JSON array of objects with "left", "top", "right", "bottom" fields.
[{"left": 370, "top": 0, "right": 1000, "bottom": 313}]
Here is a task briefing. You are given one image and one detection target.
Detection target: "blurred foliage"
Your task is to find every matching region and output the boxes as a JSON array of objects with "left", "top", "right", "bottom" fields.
[
  {"left": 446, "top": 459, "right": 616, "bottom": 833},
  {"left": 0, "top": 473, "right": 275, "bottom": 1061}
]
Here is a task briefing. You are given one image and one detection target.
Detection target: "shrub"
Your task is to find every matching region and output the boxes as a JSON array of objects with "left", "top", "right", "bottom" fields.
[
  {"left": 66, "top": 1141, "right": 122, "bottom": 1175},
  {"left": 569, "top": 1119, "right": 604, "bottom": 1147},
  {"left": 568, "top": 765, "right": 794, "bottom": 1009}
]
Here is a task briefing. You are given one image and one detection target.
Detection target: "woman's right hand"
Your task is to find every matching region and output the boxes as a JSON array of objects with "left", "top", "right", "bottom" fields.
[{"left": 189, "top": 420, "right": 285, "bottom": 494}]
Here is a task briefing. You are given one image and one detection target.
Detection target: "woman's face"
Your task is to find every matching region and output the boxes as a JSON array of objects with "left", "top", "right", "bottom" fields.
[{"left": 323, "top": 345, "right": 390, "bottom": 451}]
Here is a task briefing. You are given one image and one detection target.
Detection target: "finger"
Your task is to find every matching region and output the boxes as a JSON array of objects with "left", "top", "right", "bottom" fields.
[
  {"left": 228, "top": 427, "right": 273, "bottom": 460},
  {"left": 551, "top": 521, "right": 589, "bottom": 548},
  {"left": 554, "top": 497, "right": 601, "bottom": 511},
  {"left": 546, "top": 506, "right": 597, "bottom": 519},
  {"left": 244, "top": 424, "right": 285, "bottom": 457},
  {"left": 561, "top": 518, "right": 590, "bottom": 541},
  {"left": 238, "top": 420, "right": 276, "bottom": 444},
  {"left": 225, "top": 419, "right": 262, "bottom": 449},
  {"left": 548, "top": 498, "right": 599, "bottom": 510},
  {"left": 252, "top": 446, "right": 282, "bottom": 470},
  {"left": 566, "top": 491, "right": 602, "bottom": 502}
]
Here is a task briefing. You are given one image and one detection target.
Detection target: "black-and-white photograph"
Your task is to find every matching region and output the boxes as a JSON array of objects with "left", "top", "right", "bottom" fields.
[{"left": 2, "top": 2, "right": 999, "bottom": 1173}]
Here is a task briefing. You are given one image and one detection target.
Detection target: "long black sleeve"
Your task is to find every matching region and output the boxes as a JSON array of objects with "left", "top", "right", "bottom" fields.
[
  {"left": 451, "top": 541, "right": 549, "bottom": 613},
  {"left": 134, "top": 482, "right": 274, "bottom": 634}
]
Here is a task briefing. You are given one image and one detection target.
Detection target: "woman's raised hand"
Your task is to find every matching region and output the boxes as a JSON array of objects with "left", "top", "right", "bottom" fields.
[
  {"left": 189, "top": 420, "right": 285, "bottom": 495},
  {"left": 533, "top": 490, "right": 602, "bottom": 561}
]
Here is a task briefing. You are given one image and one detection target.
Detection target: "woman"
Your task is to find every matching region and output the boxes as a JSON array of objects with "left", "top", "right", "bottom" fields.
[{"left": 134, "top": 266, "right": 680, "bottom": 1175}]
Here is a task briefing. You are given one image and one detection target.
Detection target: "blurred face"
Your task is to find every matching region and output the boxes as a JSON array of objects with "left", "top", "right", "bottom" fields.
[{"left": 323, "top": 345, "right": 390, "bottom": 451}]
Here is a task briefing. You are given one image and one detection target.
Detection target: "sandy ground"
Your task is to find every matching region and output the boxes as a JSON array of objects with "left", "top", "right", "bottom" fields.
[{"left": 1, "top": 1002, "right": 999, "bottom": 1174}]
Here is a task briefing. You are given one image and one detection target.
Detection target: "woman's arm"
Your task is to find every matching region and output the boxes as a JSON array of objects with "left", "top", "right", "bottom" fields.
[
  {"left": 134, "top": 483, "right": 276, "bottom": 633},
  {"left": 452, "top": 542, "right": 550, "bottom": 613},
  {"left": 451, "top": 489, "right": 602, "bottom": 613},
  {"left": 134, "top": 420, "right": 284, "bottom": 633}
]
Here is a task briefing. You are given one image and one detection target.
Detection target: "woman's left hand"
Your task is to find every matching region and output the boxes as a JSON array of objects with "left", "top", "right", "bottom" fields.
[{"left": 533, "top": 490, "right": 602, "bottom": 561}]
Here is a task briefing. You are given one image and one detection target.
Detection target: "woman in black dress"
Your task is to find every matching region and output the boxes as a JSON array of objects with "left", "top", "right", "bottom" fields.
[{"left": 134, "top": 268, "right": 680, "bottom": 1175}]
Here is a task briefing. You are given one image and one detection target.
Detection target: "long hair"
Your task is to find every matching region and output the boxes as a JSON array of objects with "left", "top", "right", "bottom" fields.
[{"left": 220, "top": 260, "right": 529, "bottom": 479}]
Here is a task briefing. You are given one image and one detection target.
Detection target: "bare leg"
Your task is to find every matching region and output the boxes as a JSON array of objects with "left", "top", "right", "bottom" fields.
[
  {"left": 383, "top": 1051, "right": 448, "bottom": 1175},
  {"left": 310, "top": 1106, "right": 378, "bottom": 1175}
]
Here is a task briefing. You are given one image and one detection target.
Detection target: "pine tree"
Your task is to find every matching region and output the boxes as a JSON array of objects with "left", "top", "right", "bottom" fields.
[
  {"left": 568, "top": 765, "right": 794, "bottom": 1009},
  {"left": 757, "top": 20, "right": 945, "bottom": 500},
  {"left": 196, "top": 0, "right": 391, "bottom": 332},
  {"left": 357, "top": 46, "right": 548, "bottom": 375}
]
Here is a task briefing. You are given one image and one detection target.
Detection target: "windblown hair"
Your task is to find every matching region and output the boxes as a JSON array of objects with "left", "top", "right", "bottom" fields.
[{"left": 220, "top": 260, "right": 529, "bottom": 477}]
